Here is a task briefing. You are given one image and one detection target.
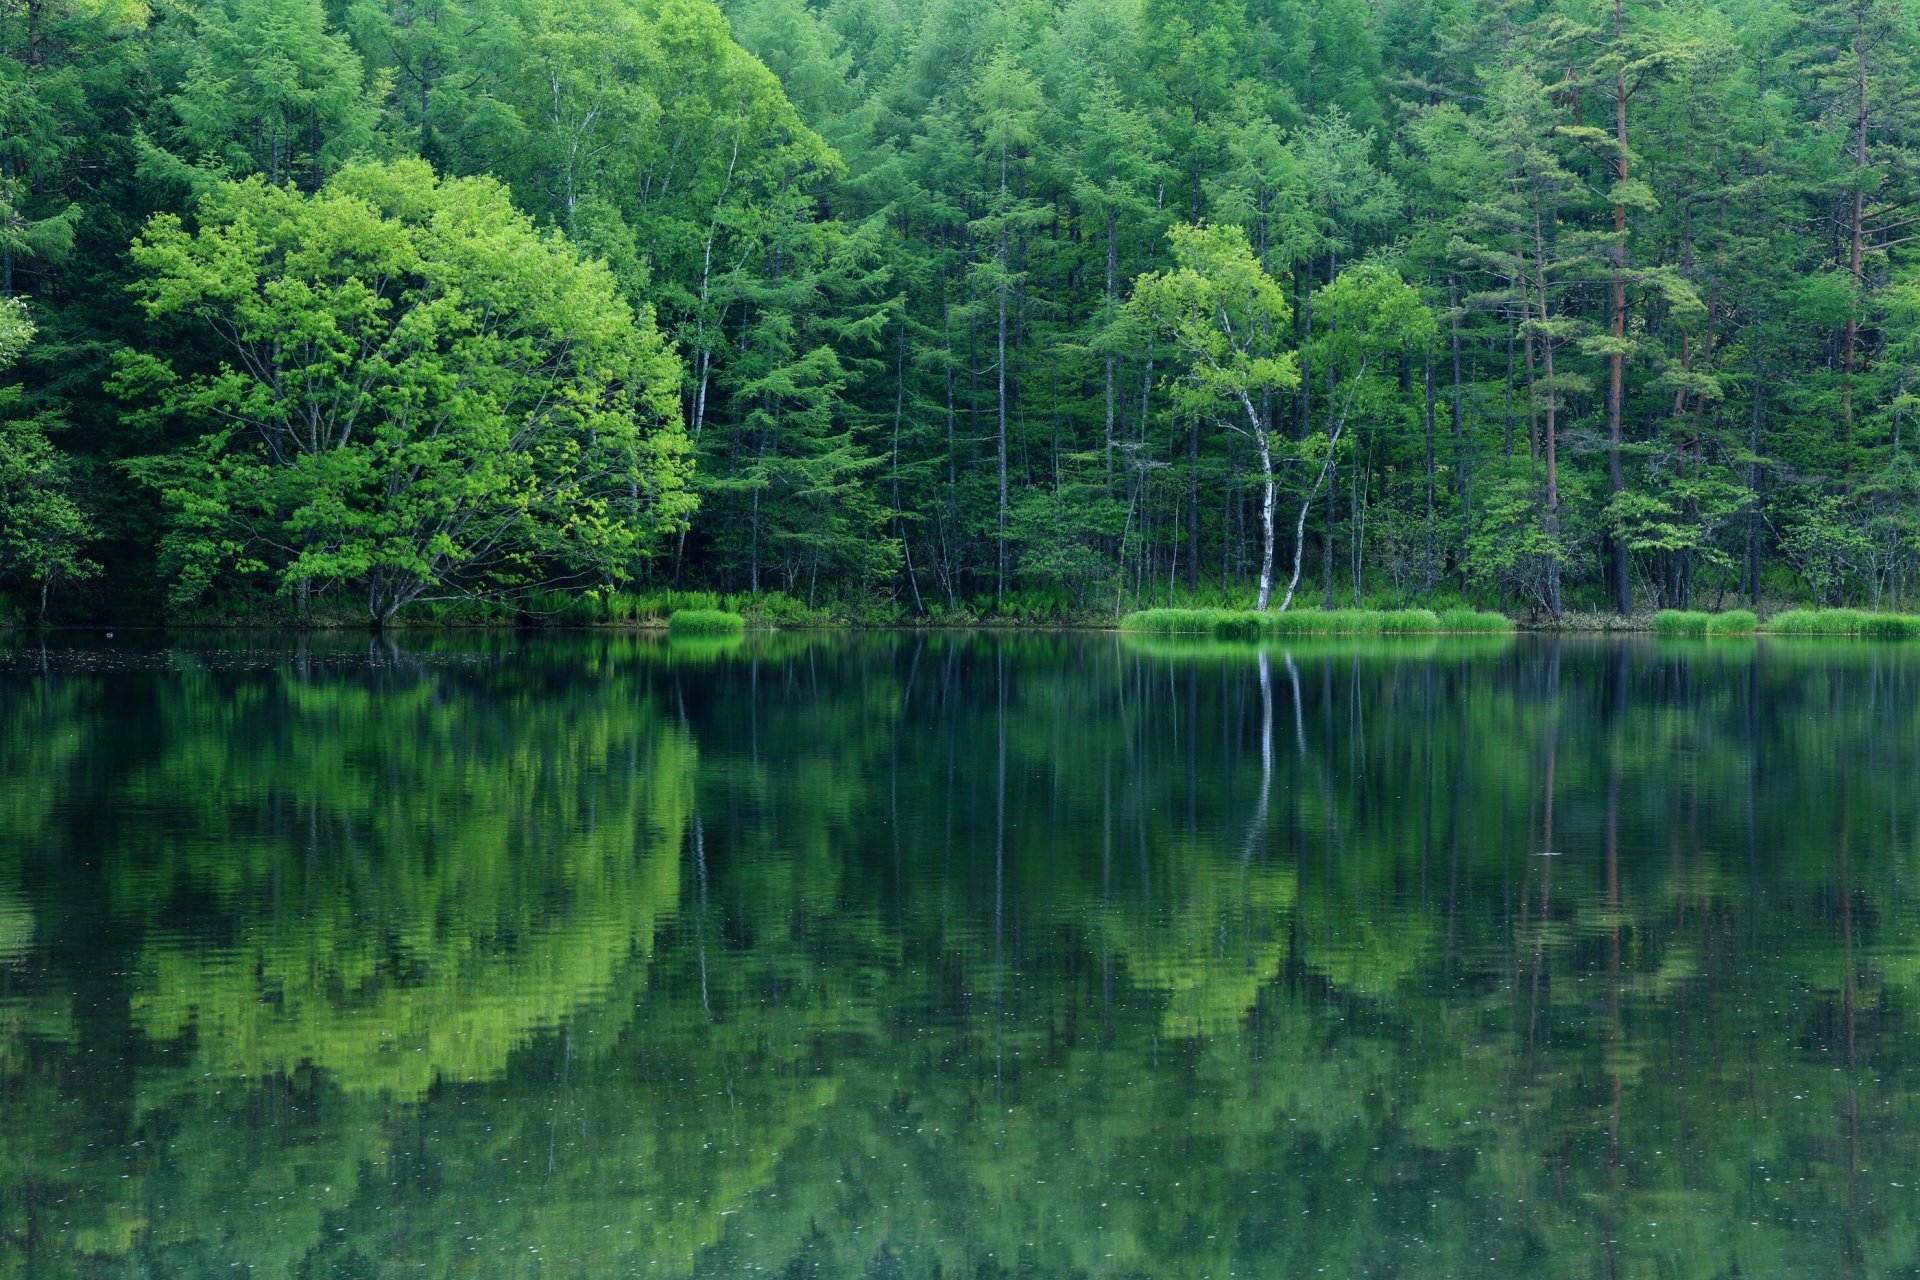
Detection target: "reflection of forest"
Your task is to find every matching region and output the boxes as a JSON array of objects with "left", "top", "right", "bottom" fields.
[{"left": 0, "top": 633, "right": 1917, "bottom": 1277}]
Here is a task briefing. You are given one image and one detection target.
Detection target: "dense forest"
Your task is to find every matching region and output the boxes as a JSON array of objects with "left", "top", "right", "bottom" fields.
[{"left": 2, "top": 0, "right": 1918, "bottom": 623}]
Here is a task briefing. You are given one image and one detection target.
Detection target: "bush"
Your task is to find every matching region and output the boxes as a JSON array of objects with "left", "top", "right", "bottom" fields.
[
  {"left": 1652, "top": 610, "right": 1711, "bottom": 635},
  {"left": 1704, "top": 609, "right": 1758, "bottom": 635},
  {"left": 667, "top": 609, "right": 746, "bottom": 635}
]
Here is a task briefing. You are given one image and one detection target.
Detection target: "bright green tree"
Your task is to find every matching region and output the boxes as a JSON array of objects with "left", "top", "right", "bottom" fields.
[
  {"left": 114, "top": 159, "right": 693, "bottom": 623},
  {"left": 0, "top": 295, "right": 96, "bottom": 619}
]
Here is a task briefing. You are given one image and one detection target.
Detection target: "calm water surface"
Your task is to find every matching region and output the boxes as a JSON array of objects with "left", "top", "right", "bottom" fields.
[{"left": 1, "top": 630, "right": 1917, "bottom": 1277}]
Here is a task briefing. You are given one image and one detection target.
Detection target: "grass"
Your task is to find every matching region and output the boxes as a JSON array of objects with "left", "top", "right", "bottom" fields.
[
  {"left": 1705, "top": 609, "right": 1759, "bottom": 635},
  {"left": 666, "top": 608, "right": 746, "bottom": 636},
  {"left": 1117, "top": 607, "right": 1237, "bottom": 635},
  {"left": 1119, "top": 606, "right": 1511, "bottom": 638},
  {"left": 1436, "top": 607, "right": 1516, "bottom": 633},
  {"left": 1652, "top": 610, "right": 1712, "bottom": 635},
  {"left": 1763, "top": 608, "right": 1920, "bottom": 636},
  {"left": 1263, "top": 608, "right": 1443, "bottom": 635}
]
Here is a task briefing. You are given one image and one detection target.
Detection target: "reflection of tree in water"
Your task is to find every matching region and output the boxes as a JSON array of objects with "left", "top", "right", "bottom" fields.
[
  {"left": 1, "top": 635, "right": 1919, "bottom": 1276},
  {"left": 111, "top": 660, "right": 696, "bottom": 1099}
]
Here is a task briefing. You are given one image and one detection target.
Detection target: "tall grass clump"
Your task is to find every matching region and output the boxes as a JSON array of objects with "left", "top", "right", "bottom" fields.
[
  {"left": 667, "top": 608, "right": 746, "bottom": 636},
  {"left": 1762, "top": 608, "right": 1920, "bottom": 635},
  {"left": 1652, "top": 610, "right": 1711, "bottom": 635},
  {"left": 1260, "top": 608, "right": 1440, "bottom": 635},
  {"left": 1374, "top": 607, "right": 1442, "bottom": 633},
  {"left": 1119, "top": 608, "right": 1232, "bottom": 634},
  {"left": 1704, "top": 609, "right": 1758, "bottom": 635},
  {"left": 1858, "top": 612, "right": 1920, "bottom": 637},
  {"left": 1436, "top": 608, "right": 1515, "bottom": 633}
]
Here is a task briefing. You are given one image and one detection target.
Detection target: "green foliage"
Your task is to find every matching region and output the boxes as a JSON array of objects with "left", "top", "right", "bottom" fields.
[
  {"left": 11, "top": 0, "right": 1920, "bottom": 626},
  {"left": 1705, "top": 609, "right": 1759, "bottom": 634},
  {"left": 0, "top": 298, "right": 97, "bottom": 619},
  {"left": 667, "top": 607, "right": 746, "bottom": 634},
  {"left": 116, "top": 159, "right": 693, "bottom": 624}
]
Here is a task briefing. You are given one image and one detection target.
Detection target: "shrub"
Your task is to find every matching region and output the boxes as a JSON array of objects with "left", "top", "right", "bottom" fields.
[{"left": 667, "top": 609, "right": 746, "bottom": 635}]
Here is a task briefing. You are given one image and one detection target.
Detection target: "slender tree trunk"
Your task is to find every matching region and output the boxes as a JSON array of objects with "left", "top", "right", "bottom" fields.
[
  {"left": 1105, "top": 207, "right": 1118, "bottom": 491},
  {"left": 1449, "top": 276, "right": 1470, "bottom": 597},
  {"left": 1188, "top": 414, "right": 1200, "bottom": 594},
  {"left": 1606, "top": 6, "right": 1633, "bottom": 615},
  {"left": 1747, "top": 341, "right": 1765, "bottom": 607},
  {"left": 1533, "top": 200, "right": 1562, "bottom": 619},
  {"left": 1424, "top": 337, "right": 1437, "bottom": 603},
  {"left": 997, "top": 149, "right": 1010, "bottom": 609},
  {"left": 1841, "top": 18, "right": 1869, "bottom": 457}
]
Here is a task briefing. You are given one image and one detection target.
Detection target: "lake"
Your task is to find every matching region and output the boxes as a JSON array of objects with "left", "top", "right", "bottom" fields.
[{"left": 1, "top": 630, "right": 1916, "bottom": 1277}]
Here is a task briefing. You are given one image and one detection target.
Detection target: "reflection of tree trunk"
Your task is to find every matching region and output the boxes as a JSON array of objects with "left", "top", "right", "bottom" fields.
[
  {"left": 1604, "top": 765, "right": 1621, "bottom": 1280},
  {"left": 1841, "top": 816, "right": 1860, "bottom": 1264},
  {"left": 1239, "top": 652, "right": 1274, "bottom": 867},
  {"left": 1526, "top": 660, "right": 1560, "bottom": 1068},
  {"left": 693, "top": 809, "right": 712, "bottom": 1020}
]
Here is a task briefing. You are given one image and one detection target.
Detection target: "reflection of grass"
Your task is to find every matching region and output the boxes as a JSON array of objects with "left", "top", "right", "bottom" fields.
[
  {"left": 1120, "top": 633, "right": 1519, "bottom": 663},
  {"left": 1766, "top": 607, "right": 1920, "bottom": 636},
  {"left": 1119, "top": 606, "right": 1513, "bottom": 637},
  {"left": 667, "top": 609, "right": 747, "bottom": 636},
  {"left": 663, "top": 634, "right": 745, "bottom": 664}
]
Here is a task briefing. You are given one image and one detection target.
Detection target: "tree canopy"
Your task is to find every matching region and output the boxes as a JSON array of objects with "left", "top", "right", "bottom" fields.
[{"left": 2, "top": 0, "right": 1919, "bottom": 621}]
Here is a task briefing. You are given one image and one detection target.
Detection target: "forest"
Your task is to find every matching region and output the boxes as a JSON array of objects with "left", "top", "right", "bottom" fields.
[{"left": 1, "top": 0, "right": 1917, "bottom": 624}]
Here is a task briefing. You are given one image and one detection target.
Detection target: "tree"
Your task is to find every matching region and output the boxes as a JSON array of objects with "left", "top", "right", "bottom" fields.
[
  {"left": 1131, "top": 222, "right": 1298, "bottom": 609},
  {"left": 0, "top": 295, "right": 95, "bottom": 618},
  {"left": 114, "top": 159, "right": 693, "bottom": 623},
  {"left": 1294, "top": 260, "right": 1435, "bottom": 608},
  {"left": 142, "top": 0, "right": 382, "bottom": 191}
]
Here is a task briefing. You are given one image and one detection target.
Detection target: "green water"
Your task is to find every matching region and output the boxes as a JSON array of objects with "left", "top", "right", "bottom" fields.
[{"left": 1, "top": 631, "right": 1916, "bottom": 1278}]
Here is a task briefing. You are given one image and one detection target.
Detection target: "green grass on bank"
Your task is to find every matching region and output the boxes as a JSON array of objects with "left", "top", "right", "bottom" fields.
[
  {"left": 1764, "top": 608, "right": 1920, "bottom": 636},
  {"left": 1119, "top": 606, "right": 1514, "bottom": 637},
  {"left": 1652, "top": 610, "right": 1712, "bottom": 635},
  {"left": 1653, "top": 606, "right": 1920, "bottom": 636},
  {"left": 1655, "top": 608, "right": 1758, "bottom": 635},
  {"left": 666, "top": 608, "right": 746, "bottom": 636}
]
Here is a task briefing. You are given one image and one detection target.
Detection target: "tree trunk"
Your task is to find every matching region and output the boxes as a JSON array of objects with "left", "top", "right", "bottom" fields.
[
  {"left": 1424, "top": 336, "right": 1436, "bottom": 603},
  {"left": 1188, "top": 414, "right": 1200, "bottom": 594},
  {"left": 1105, "top": 207, "right": 1118, "bottom": 491},
  {"left": 1606, "top": 2, "right": 1632, "bottom": 614},
  {"left": 996, "top": 148, "right": 1010, "bottom": 610},
  {"left": 1841, "top": 15, "right": 1869, "bottom": 457},
  {"left": 1533, "top": 199, "right": 1561, "bottom": 619}
]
